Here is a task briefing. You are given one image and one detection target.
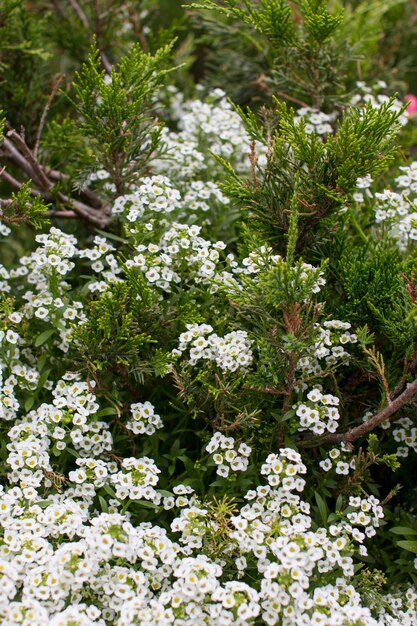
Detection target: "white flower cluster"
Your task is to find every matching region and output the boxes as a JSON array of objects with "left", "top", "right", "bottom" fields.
[
  {"left": 293, "top": 386, "right": 341, "bottom": 435},
  {"left": 154, "top": 87, "right": 268, "bottom": 184},
  {"left": 297, "top": 319, "right": 358, "bottom": 377},
  {"left": 342, "top": 495, "right": 385, "bottom": 550},
  {"left": 156, "top": 126, "right": 206, "bottom": 179},
  {"left": 206, "top": 432, "right": 252, "bottom": 477},
  {"left": 78, "top": 235, "right": 123, "bottom": 294},
  {"left": 295, "top": 107, "right": 337, "bottom": 135},
  {"left": 181, "top": 180, "right": 230, "bottom": 214},
  {"left": 6, "top": 375, "right": 113, "bottom": 492},
  {"left": 126, "top": 401, "right": 163, "bottom": 435},
  {"left": 319, "top": 445, "right": 356, "bottom": 475},
  {"left": 0, "top": 262, "right": 10, "bottom": 292},
  {"left": 0, "top": 329, "right": 39, "bottom": 422},
  {"left": 392, "top": 417, "right": 417, "bottom": 457},
  {"left": 69, "top": 457, "right": 116, "bottom": 489},
  {"left": 125, "top": 223, "right": 226, "bottom": 292},
  {"left": 112, "top": 175, "right": 181, "bottom": 222},
  {"left": 353, "top": 173, "right": 374, "bottom": 203},
  {"left": 19, "top": 227, "right": 77, "bottom": 282},
  {"left": 111, "top": 457, "right": 161, "bottom": 503},
  {"left": 173, "top": 323, "right": 253, "bottom": 373},
  {"left": 351, "top": 81, "right": 408, "bottom": 126},
  {"left": 359, "top": 162, "right": 417, "bottom": 249},
  {"left": 6, "top": 227, "right": 85, "bottom": 352},
  {"left": 175, "top": 89, "right": 259, "bottom": 169}
]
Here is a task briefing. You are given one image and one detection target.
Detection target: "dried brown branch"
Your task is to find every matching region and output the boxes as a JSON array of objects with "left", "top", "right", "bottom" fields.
[
  {"left": 44, "top": 167, "right": 102, "bottom": 208},
  {"left": 274, "top": 91, "right": 310, "bottom": 108},
  {"left": 46, "top": 209, "right": 78, "bottom": 219},
  {"left": 68, "top": 0, "right": 89, "bottom": 29},
  {"left": 2, "top": 137, "right": 38, "bottom": 180},
  {"left": 1, "top": 129, "right": 110, "bottom": 227},
  {"left": 127, "top": 8, "right": 149, "bottom": 52},
  {"left": 7, "top": 130, "right": 52, "bottom": 190},
  {"left": 243, "top": 386, "right": 286, "bottom": 396},
  {"left": 52, "top": 0, "right": 112, "bottom": 73},
  {"left": 0, "top": 168, "right": 53, "bottom": 200},
  {"left": 300, "top": 377, "right": 417, "bottom": 448},
  {"left": 34, "top": 74, "right": 65, "bottom": 159},
  {"left": 94, "top": 0, "right": 112, "bottom": 74},
  {"left": 56, "top": 192, "right": 109, "bottom": 226}
]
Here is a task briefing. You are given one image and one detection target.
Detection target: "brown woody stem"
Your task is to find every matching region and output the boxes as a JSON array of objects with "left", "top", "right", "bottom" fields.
[{"left": 300, "top": 378, "right": 417, "bottom": 448}]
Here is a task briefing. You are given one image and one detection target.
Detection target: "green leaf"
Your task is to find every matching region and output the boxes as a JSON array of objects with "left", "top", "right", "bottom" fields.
[
  {"left": 157, "top": 490, "right": 173, "bottom": 498},
  {"left": 390, "top": 527, "right": 417, "bottom": 536},
  {"left": 96, "top": 407, "right": 119, "bottom": 418},
  {"left": 37, "top": 368, "right": 51, "bottom": 389},
  {"left": 335, "top": 494, "right": 344, "bottom": 513},
  {"left": 397, "top": 540, "right": 417, "bottom": 554},
  {"left": 98, "top": 495, "right": 108, "bottom": 512},
  {"left": 37, "top": 353, "right": 47, "bottom": 371},
  {"left": 131, "top": 500, "right": 160, "bottom": 510},
  {"left": 315, "top": 492, "right": 329, "bottom": 525},
  {"left": 24, "top": 395, "right": 35, "bottom": 412},
  {"left": 34, "top": 328, "right": 55, "bottom": 347},
  {"left": 102, "top": 484, "right": 117, "bottom": 498}
]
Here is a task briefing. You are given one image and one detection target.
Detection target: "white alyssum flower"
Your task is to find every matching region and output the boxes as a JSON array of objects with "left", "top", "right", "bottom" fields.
[{"left": 174, "top": 323, "right": 253, "bottom": 373}]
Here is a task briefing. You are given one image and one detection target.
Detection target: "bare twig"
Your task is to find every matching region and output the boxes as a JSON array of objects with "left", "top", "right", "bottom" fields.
[
  {"left": 0, "top": 168, "right": 24, "bottom": 192},
  {"left": 56, "top": 191, "right": 109, "bottom": 226},
  {"left": 243, "top": 386, "right": 286, "bottom": 396},
  {"left": 2, "top": 137, "right": 37, "bottom": 180},
  {"left": 2, "top": 130, "right": 110, "bottom": 227},
  {"left": 51, "top": 0, "right": 66, "bottom": 19},
  {"left": 275, "top": 91, "right": 310, "bottom": 109},
  {"left": 300, "top": 378, "right": 417, "bottom": 448},
  {"left": 127, "top": 8, "right": 149, "bottom": 51},
  {"left": 53, "top": 0, "right": 112, "bottom": 73},
  {"left": 7, "top": 130, "right": 52, "bottom": 190},
  {"left": 0, "top": 168, "right": 53, "bottom": 200},
  {"left": 34, "top": 73, "right": 65, "bottom": 159},
  {"left": 47, "top": 209, "right": 78, "bottom": 218},
  {"left": 68, "top": 0, "right": 89, "bottom": 28},
  {"left": 94, "top": 0, "right": 112, "bottom": 73},
  {"left": 249, "top": 141, "right": 259, "bottom": 189}
]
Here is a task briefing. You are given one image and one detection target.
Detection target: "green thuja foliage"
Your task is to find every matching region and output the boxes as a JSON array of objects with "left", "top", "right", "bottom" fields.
[
  {"left": 74, "top": 269, "right": 173, "bottom": 389},
  {"left": 333, "top": 242, "right": 416, "bottom": 355},
  {"left": 69, "top": 42, "right": 174, "bottom": 193},
  {"left": 0, "top": 181, "right": 49, "bottom": 228},
  {"left": 189, "top": 0, "right": 396, "bottom": 107},
  {"left": 218, "top": 98, "right": 404, "bottom": 254},
  {"left": 0, "top": 0, "right": 52, "bottom": 139}
]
